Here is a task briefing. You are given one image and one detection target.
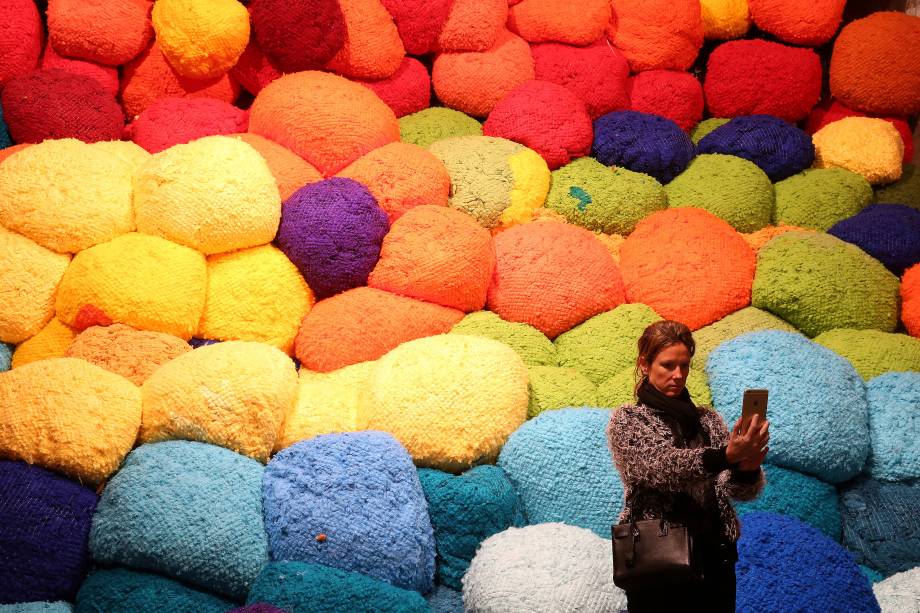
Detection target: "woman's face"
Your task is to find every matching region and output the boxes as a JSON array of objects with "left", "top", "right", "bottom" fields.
[{"left": 641, "top": 343, "right": 691, "bottom": 398}]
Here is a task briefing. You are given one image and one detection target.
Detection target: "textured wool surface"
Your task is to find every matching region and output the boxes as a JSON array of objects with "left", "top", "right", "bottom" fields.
[
  {"left": 0, "top": 604, "right": 73, "bottom": 613},
  {"left": 865, "top": 372, "right": 920, "bottom": 482},
  {"left": 815, "top": 329, "right": 920, "bottom": 382},
  {"left": 806, "top": 99, "right": 915, "bottom": 164},
  {"left": 840, "top": 478, "right": 920, "bottom": 576},
  {"left": 873, "top": 567, "right": 920, "bottom": 612},
  {"left": 707, "top": 330, "right": 869, "bottom": 483},
  {"left": 151, "top": 0, "right": 249, "bottom": 79},
  {"left": 361, "top": 334, "right": 528, "bottom": 472},
  {"left": 689, "top": 117, "right": 730, "bottom": 143},
  {"left": 752, "top": 231, "right": 900, "bottom": 337},
  {"left": 531, "top": 40, "right": 630, "bottom": 121},
  {"left": 90, "top": 140, "right": 151, "bottom": 173},
  {"left": 379, "top": 0, "right": 451, "bottom": 55},
  {"left": 627, "top": 70, "right": 703, "bottom": 133},
  {"left": 249, "top": 70, "right": 399, "bottom": 176},
  {"left": 592, "top": 110, "right": 695, "bottom": 184},
  {"left": 125, "top": 97, "right": 248, "bottom": 154},
  {"left": 619, "top": 208, "right": 756, "bottom": 330},
  {"left": 449, "top": 311, "right": 557, "bottom": 367},
  {"left": 140, "top": 340, "right": 298, "bottom": 462},
  {"left": 0, "top": 227, "right": 70, "bottom": 344},
  {"left": 294, "top": 287, "right": 464, "bottom": 372},
  {"left": 596, "top": 365, "right": 713, "bottom": 408},
  {"left": 875, "top": 163, "right": 920, "bottom": 210},
  {"left": 432, "top": 29, "right": 535, "bottom": 118},
  {"left": 231, "top": 133, "right": 322, "bottom": 201},
  {"left": 198, "top": 245, "right": 313, "bottom": 354},
  {"left": 861, "top": 565, "right": 886, "bottom": 584},
  {"left": 742, "top": 223, "right": 814, "bottom": 251},
  {"left": 829, "top": 204, "right": 920, "bottom": 276},
  {"left": 263, "top": 433, "right": 435, "bottom": 592},
  {"left": 813, "top": 117, "right": 904, "bottom": 185},
  {"left": 428, "top": 136, "right": 549, "bottom": 230},
  {"left": 54, "top": 232, "right": 207, "bottom": 340},
  {"left": 0, "top": 0, "right": 42, "bottom": 87},
  {"left": 40, "top": 46, "right": 119, "bottom": 97},
  {"left": 46, "top": 0, "right": 151, "bottom": 66},
  {"left": 246, "top": 561, "right": 430, "bottom": 612},
  {"left": 418, "top": 465, "right": 525, "bottom": 589},
  {"left": 704, "top": 39, "right": 822, "bottom": 123},
  {"left": 275, "top": 177, "right": 388, "bottom": 299},
  {"left": 436, "top": 0, "right": 506, "bottom": 53},
  {"left": 74, "top": 569, "right": 232, "bottom": 613},
  {"left": 249, "top": 0, "right": 345, "bottom": 73},
  {"left": 398, "top": 108, "right": 483, "bottom": 149},
  {"left": 0, "top": 105, "right": 10, "bottom": 150},
  {"left": 700, "top": 0, "right": 751, "bottom": 39},
  {"left": 425, "top": 585, "right": 463, "bottom": 613},
  {"left": 10, "top": 318, "right": 77, "bottom": 369},
  {"left": 65, "top": 324, "right": 189, "bottom": 385},
  {"left": 358, "top": 57, "right": 431, "bottom": 119},
  {"left": 546, "top": 157, "right": 667, "bottom": 235},
  {"left": 507, "top": 0, "right": 609, "bottom": 45},
  {"left": 226, "top": 604, "right": 287, "bottom": 613},
  {"left": 0, "top": 461, "right": 97, "bottom": 604},
  {"left": 736, "top": 513, "right": 880, "bottom": 612},
  {"left": 483, "top": 80, "right": 593, "bottom": 170},
  {"left": 773, "top": 167, "right": 873, "bottom": 231},
  {"left": 337, "top": 142, "right": 451, "bottom": 222},
  {"left": 749, "top": 0, "right": 844, "bottom": 45},
  {"left": 368, "top": 206, "right": 493, "bottom": 312},
  {"left": 462, "top": 522, "right": 627, "bottom": 611},
  {"left": 230, "top": 35, "right": 283, "bottom": 97},
  {"left": 665, "top": 153, "right": 774, "bottom": 233},
  {"left": 696, "top": 115, "right": 814, "bottom": 182},
  {"left": 488, "top": 221, "right": 625, "bottom": 338},
  {"left": 607, "top": 0, "right": 703, "bottom": 72},
  {"left": 526, "top": 366, "right": 598, "bottom": 418},
  {"left": 830, "top": 12, "right": 920, "bottom": 116},
  {"left": 904, "top": 264, "right": 920, "bottom": 338},
  {"left": 90, "top": 441, "right": 268, "bottom": 600},
  {"left": 324, "top": 0, "right": 405, "bottom": 80},
  {"left": 692, "top": 306, "right": 798, "bottom": 368},
  {"left": 0, "top": 345, "right": 10, "bottom": 372},
  {"left": 0, "top": 357, "right": 141, "bottom": 485}
]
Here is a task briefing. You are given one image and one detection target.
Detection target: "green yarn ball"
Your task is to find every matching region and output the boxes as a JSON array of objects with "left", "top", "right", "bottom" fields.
[
  {"left": 545, "top": 157, "right": 667, "bottom": 235},
  {"left": 690, "top": 118, "right": 730, "bottom": 144},
  {"left": 399, "top": 107, "right": 482, "bottom": 149},
  {"left": 874, "top": 163, "right": 920, "bottom": 210},
  {"left": 665, "top": 153, "right": 774, "bottom": 233},
  {"left": 813, "top": 329, "right": 920, "bottom": 380},
  {"left": 526, "top": 366, "right": 598, "bottom": 418},
  {"left": 774, "top": 168, "right": 873, "bottom": 231},
  {"left": 752, "top": 232, "right": 900, "bottom": 337},
  {"left": 693, "top": 307, "right": 800, "bottom": 369},
  {"left": 450, "top": 311, "right": 557, "bottom": 367},
  {"left": 596, "top": 367, "right": 713, "bottom": 408}
]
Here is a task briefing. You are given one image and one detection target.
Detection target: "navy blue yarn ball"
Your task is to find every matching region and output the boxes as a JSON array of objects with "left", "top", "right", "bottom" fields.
[
  {"left": 828, "top": 204, "right": 920, "bottom": 276},
  {"left": 74, "top": 568, "right": 232, "bottom": 613},
  {"left": 737, "top": 512, "right": 879, "bottom": 613},
  {"left": 592, "top": 111, "right": 695, "bottom": 184},
  {"left": 0, "top": 102, "right": 12, "bottom": 149},
  {"left": 0, "top": 461, "right": 97, "bottom": 604}
]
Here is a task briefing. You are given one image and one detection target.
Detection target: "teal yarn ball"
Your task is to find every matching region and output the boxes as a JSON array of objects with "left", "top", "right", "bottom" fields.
[
  {"left": 773, "top": 167, "right": 873, "bottom": 231},
  {"left": 450, "top": 311, "right": 557, "bottom": 367},
  {"left": 0, "top": 604, "right": 72, "bottom": 613},
  {"left": 866, "top": 372, "right": 920, "bottom": 483},
  {"left": 74, "top": 568, "right": 232, "bottom": 613},
  {"left": 0, "top": 343, "right": 10, "bottom": 372},
  {"left": 859, "top": 565, "right": 885, "bottom": 584}
]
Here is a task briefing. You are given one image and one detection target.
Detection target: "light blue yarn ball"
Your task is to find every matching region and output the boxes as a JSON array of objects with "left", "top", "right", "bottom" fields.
[
  {"left": 426, "top": 585, "right": 464, "bottom": 613},
  {"left": 866, "top": 372, "right": 920, "bottom": 482},
  {"left": 74, "top": 568, "right": 232, "bottom": 613},
  {"left": 0, "top": 343, "right": 11, "bottom": 372},
  {"left": 497, "top": 408, "right": 623, "bottom": 538},
  {"left": 0, "top": 604, "right": 72, "bottom": 613},
  {"left": 706, "top": 330, "right": 869, "bottom": 483},
  {"left": 262, "top": 431, "right": 435, "bottom": 594},
  {"left": 89, "top": 441, "right": 268, "bottom": 601}
]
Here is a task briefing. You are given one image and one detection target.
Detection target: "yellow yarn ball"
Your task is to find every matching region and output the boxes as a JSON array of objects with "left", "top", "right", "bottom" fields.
[
  {"left": 813, "top": 117, "right": 904, "bottom": 185},
  {"left": 10, "top": 319, "right": 76, "bottom": 369},
  {"left": 700, "top": 0, "right": 751, "bottom": 40},
  {"left": 140, "top": 340, "right": 298, "bottom": 462},
  {"left": 0, "top": 357, "right": 142, "bottom": 485},
  {"left": 91, "top": 140, "right": 151, "bottom": 173}
]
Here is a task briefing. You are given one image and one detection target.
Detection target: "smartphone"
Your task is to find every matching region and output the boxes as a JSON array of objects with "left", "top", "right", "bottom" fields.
[{"left": 741, "top": 388, "right": 768, "bottom": 429}]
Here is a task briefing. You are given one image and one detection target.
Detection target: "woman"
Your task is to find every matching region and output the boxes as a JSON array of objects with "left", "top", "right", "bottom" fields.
[{"left": 607, "top": 320, "right": 769, "bottom": 612}]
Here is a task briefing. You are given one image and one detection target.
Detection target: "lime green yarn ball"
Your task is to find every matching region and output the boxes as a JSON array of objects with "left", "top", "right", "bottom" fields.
[
  {"left": 774, "top": 168, "right": 873, "bottom": 231},
  {"left": 690, "top": 118, "right": 730, "bottom": 144},
  {"left": 399, "top": 107, "right": 482, "bottom": 149},
  {"left": 554, "top": 304, "right": 661, "bottom": 385},
  {"left": 693, "top": 307, "right": 800, "bottom": 368},
  {"left": 665, "top": 153, "right": 774, "bottom": 232},
  {"left": 752, "top": 231, "right": 899, "bottom": 337},
  {"left": 874, "top": 163, "right": 920, "bottom": 210},
  {"left": 814, "top": 329, "right": 920, "bottom": 380},
  {"left": 450, "top": 311, "right": 557, "bottom": 367},
  {"left": 596, "top": 367, "right": 713, "bottom": 408},
  {"left": 526, "top": 366, "right": 598, "bottom": 418},
  {"left": 546, "top": 157, "right": 667, "bottom": 235}
]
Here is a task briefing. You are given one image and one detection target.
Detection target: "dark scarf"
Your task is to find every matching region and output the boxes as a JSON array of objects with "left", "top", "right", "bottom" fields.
[{"left": 637, "top": 380, "right": 701, "bottom": 442}]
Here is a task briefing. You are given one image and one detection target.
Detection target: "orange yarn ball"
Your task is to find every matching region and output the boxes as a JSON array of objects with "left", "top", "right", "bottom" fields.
[
  {"left": 607, "top": 0, "right": 704, "bottom": 72},
  {"left": 748, "top": 0, "right": 844, "bottom": 46},
  {"left": 436, "top": 0, "right": 507, "bottom": 52},
  {"left": 902, "top": 263, "right": 920, "bottom": 338},
  {"left": 508, "top": 0, "right": 610, "bottom": 46},
  {"left": 47, "top": 0, "right": 152, "bottom": 66},
  {"left": 325, "top": 0, "right": 405, "bottom": 79},
  {"left": 230, "top": 133, "right": 322, "bottom": 201}
]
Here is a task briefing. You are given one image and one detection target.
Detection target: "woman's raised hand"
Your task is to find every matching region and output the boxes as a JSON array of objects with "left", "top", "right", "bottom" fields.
[{"left": 726, "top": 413, "right": 770, "bottom": 471}]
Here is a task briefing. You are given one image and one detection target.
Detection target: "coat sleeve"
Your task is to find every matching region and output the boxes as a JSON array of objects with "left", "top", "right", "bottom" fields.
[{"left": 704, "top": 410, "right": 766, "bottom": 501}]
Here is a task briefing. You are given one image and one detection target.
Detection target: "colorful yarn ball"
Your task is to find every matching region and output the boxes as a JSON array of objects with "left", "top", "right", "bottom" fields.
[
  {"left": 449, "top": 311, "right": 557, "bottom": 367},
  {"left": 814, "top": 329, "right": 920, "bottom": 383},
  {"left": 874, "top": 567, "right": 920, "bottom": 609},
  {"left": 399, "top": 107, "right": 482, "bottom": 149},
  {"left": 0, "top": 344, "right": 10, "bottom": 372},
  {"left": 707, "top": 330, "right": 868, "bottom": 483},
  {"left": 249, "top": 70, "right": 399, "bottom": 176},
  {"left": 805, "top": 99, "right": 914, "bottom": 164},
  {"left": 592, "top": 110, "right": 696, "bottom": 184},
  {"left": 704, "top": 39, "right": 822, "bottom": 123},
  {"left": 828, "top": 204, "right": 920, "bottom": 276},
  {"left": 749, "top": 0, "right": 845, "bottom": 45},
  {"left": 379, "top": 0, "right": 451, "bottom": 55},
  {"left": 526, "top": 366, "right": 598, "bottom": 417},
  {"left": 627, "top": 70, "right": 704, "bottom": 132},
  {"left": 596, "top": 365, "right": 712, "bottom": 408},
  {"left": 436, "top": 0, "right": 507, "bottom": 53},
  {"left": 125, "top": 97, "right": 248, "bottom": 154},
  {"left": 0, "top": 0, "right": 42, "bottom": 87},
  {"left": 507, "top": 0, "right": 610, "bottom": 46},
  {"left": 813, "top": 117, "right": 904, "bottom": 185},
  {"left": 230, "top": 34, "right": 282, "bottom": 97},
  {"left": 607, "top": 0, "right": 703, "bottom": 72},
  {"left": 325, "top": 0, "right": 405, "bottom": 80},
  {"left": 294, "top": 287, "right": 464, "bottom": 372},
  {"left": 249, "top": 0, "right": 346, "bottom": 72},
  {"left": 151, "top": 0, "right": 249, "bottom": 79},
  {"left": 620, "top": 208, "right": 756, "bottom": 330},
  {"left": 357, "top": 57, "right": 431, "bottom": 118},
  {"left": 876, "top": 163, "right": 920, "bottom": 211},
  {"left": 903, "top": 263, "right": 920, "bottom": 338},
  {"left": 0, "top": 357, "right": 142, "bottom": 485},
  {"left": 865, "top": 372, "right": 920, "bottom": 482},
  {"left": 10, "top": 319, "right": 77, "bottom": 370},
  {"left": 230, "top": 133, "right": 322, "bottom": 201},
  {"left": 0, "top": 461, "right": 97, "bottom": 604},
  {"left": 75, "top": 569, "right": 231, "bottom": 613},
  {"left": 65, "top": 324, "right": 190, "bottom": 385},
  {"left": 773, "top": 168, "right": 873, "bottom": 231},
  {"left": 689, "top": 117, "right": 730, "bottom": 143},
  {"left": 40, "top": 46, "right": 119, "bottom": 97},
  {"left": 699, "top": 0, "right": 751, "bottom": 40},
  {"left": 692, "top": 306, "right": 798, "bottom": 368},
  {"left": 46, "top": 0, "right": 151, "bottom": 66}
]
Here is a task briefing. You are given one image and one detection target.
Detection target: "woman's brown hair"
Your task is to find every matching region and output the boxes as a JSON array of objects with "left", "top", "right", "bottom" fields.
[{"left": 634, "top": 320, "right": 696, "bottom": 397}]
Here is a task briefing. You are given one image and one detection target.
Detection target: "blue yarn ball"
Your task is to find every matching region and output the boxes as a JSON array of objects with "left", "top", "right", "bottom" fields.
[
  {"left": 74, "top": 569, "right": 231, "bottom": 613},
  {"left": 736, "top": 464, "right": 840, "bottom": 540},
  {"left": 0, "top": 461, "right": 97, "bottom": 604},
  {"left": 246, "top": 561, "right": 429, "bottom": 613},
  {"left": 736, "top": 512, "right": 879, "bottom": 612},
  {"left": 497, "top": 408, "right": 623, "bottom": 538},
  {"left": 0, "top": 604, "right": 72, "bottom": 613},
  {"left": 707, "top": 330, "right": 869, "bottom": 483},
  {"left": 840, "top": 477, "right": 920, "bottom": 576},
  {"left": 0, "top": 343, "right": 11, "bottom": 372},
  {"left": 866, "top": 372, "right": 920, "bottom": 482},
  {"left": 592, "top": 111, "right": 695, "bottom": 184},
  {"left": 417, "top": 465, "right": 525, "bottom": 590},
  {"left": 0, "top": 102, "right": 12, "bottom": 149},
  {"left": 828, "top": 204, "right": 920, "bottom": 276},
  {"left": 262, "top": 431, "right": 435, "bottom": 594},
  {"left": 89, "top": 441, "right": 268, "bottom": 601},
  {"left": 696, "top": 114, "right": 815, "bottom": 182},
  {"left": 425, "top": 585, "right": 463, "bottom": 613}
]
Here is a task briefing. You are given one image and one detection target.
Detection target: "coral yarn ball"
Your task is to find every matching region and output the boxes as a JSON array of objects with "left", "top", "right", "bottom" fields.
[
  {"left": 704, "top": 39, "right": 822, "bottom": 123},
  {"left": 436, "top": 0, "right": 507, "bottom": 53},
  {"left": 379, "top": 0, "right": 452, "bottom": 55},
  {"left": 399, "top": 107, "right": 483, "bottom": 149},
  {"left": 828, "top": 204, "right": 920, "bottom": 276},
  {"left": 249, "top": 71, "right": 399, "bottom": 176},
  {"left": 700, "top": 0, "right": 751, "bottom": 40},
  {"left": 0, "top": 0, "right": 42, "bottom": 87},
  {"left": 152, "top": 0, "right": 250, "bottom": 79},
  {"left": 507, "top": 0, "right": 610, "bottom": 46},
  {"left": 230, "top": 133, "right": 322, "bottom": 201},
  {"left": 607, "top": 0, "right": 703, "bottom": 72},
  {"left": 903, "top": 263, "right": 920, "bottom": 338},
  {"left": 249, "top": 0, "right": 346, "bottom": 73},
  {"left": 773, "top": 168, "right": 872, "bottom": 231},
  {"left": 620, "top": 208, "right": 756, "bottom": 330},
  {"left": 125, "top": 97, "right": 249, "bottom": 154},
  {"left": 812, "top": 117, "right": 904, "bottom": 185},
  {"left": 592, "top": 110, "right": 696, "bottom": 184},
  {"left": 488, "top": 221, "right": 625, "bottom": 339},
  {"left": 627, "top": 70, "right": 704, "bottom": 132},
  {"left": 483, "top": 80, "right": 593, "bottom": 170},
  {"left": 324, "top": 0, "right": 405, "bottom": 80},
  {"left": 357, "top": 57, "right": 431, "bottom": 119},
  {"left": 40, "top": 46, "right": 119, "bottom": 97},
  {"left": 65, "top": 324, "right": 190, "bottom": 385},
  {"left": 831, "top": 12, "right": 920, "bottom": 116},
  {"left": 0, "top": 69, "right": 123, "bottom": 144},
  {"left": 47, "top": 0, "right": 151, "bottom": 66},
  {"left": 749, "top": 0, "right": 845, "bottom": 46}
]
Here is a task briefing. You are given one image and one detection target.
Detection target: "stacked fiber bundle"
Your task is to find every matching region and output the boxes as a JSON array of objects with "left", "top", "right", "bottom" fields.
[
  {"left": 592, "top": 110, "right": 695, "bottom": 184},
  {"left": 64, "top": 324, "right": 189, "bottom": 385},
  {"left": 75, "top": 569, "right": 232, "bottom": 613},
  {"left": 814, "top": 329, "right": 920, "bottom": 381},
  {"left": 449, "top": 311, "right": 557, "bottom": 367},
  {"left": 125, "top": 97, "right": 249, "bottom": 153},
  {"left": 773, "top": 168, "right": 873, "bottom": 231},
  {"left": 828, "top": 204, "right": 920, "bottom": 276},
  {"left": 865, "top": 373, "right": 920, "bottom": 483},
  {"left": 398, "top": 108, "right": 482, "bottom": 149}
]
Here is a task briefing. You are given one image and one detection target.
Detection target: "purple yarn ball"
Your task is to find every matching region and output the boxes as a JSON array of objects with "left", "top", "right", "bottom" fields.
[
  {"left": 828, "top": 204, "right": 920, "bottom": 276},
  {"left": 592, "top": 110, "right": 695, "bottom": 183},
  {"left": 275, "top": 177, "right": 389, "bottom": 300},
  {"left": 226, "top": 603, "right": 290, "bottom": 613}
]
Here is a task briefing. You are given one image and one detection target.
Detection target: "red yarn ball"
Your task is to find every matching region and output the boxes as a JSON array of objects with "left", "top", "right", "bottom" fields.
[
  {"left": 0, "top": 0, "right": 43, "bottom": 87},
  {"left": 124, "top": 97, "right": 249, "bottom": 153},
  {"left": 379, "top": 0, "right": 453, "bottom": 55},
  {"left": 249, "top": 0, "right": 346, "bottom": 73},
  {"left": 0, "top": 69, "right": 123, "bottom": 144},
  {"left": 805, "top": 99, "right": 914, "bottom": 164},
  {"left": 40, "top": 45, "right": 120, "bottom": 98},
  {"left": 357, "top": 57, "right": 431, "bottom": 118},
  {"left": 627, "top": 70, "right": 703, "bottom": 132},
  {"left": 231, "top": 34, "right": 283, "bottom": 96},
  {"left": 704, "top": 39, "right": 821, "bottom": 123}
]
